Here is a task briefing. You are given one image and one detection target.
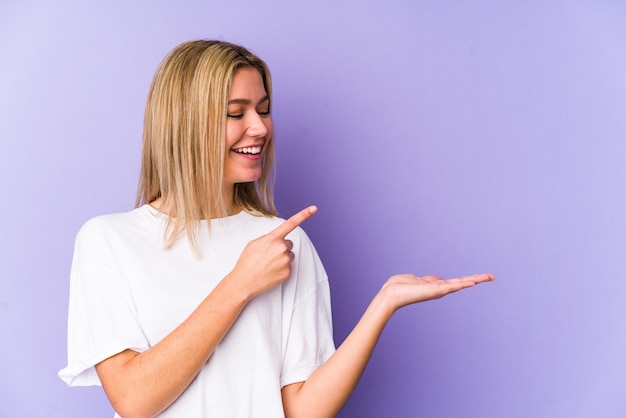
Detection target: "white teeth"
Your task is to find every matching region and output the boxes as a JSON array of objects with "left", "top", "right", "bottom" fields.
[{"left": 235, "top": 146, "right": 261, "bottom": 154}]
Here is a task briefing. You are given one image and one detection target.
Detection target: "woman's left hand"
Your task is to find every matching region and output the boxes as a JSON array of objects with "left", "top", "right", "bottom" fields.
[{"left": 379, "top": 273, "right": 495, "bottom": 313}]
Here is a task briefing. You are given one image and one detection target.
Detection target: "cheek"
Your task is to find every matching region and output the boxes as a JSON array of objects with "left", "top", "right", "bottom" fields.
[{"left": 225, "top": 122, "right": 241, "bottom": 148}]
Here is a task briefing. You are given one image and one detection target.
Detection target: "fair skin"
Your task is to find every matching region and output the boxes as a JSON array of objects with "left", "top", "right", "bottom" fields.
[
  {"left": 95, "top": 67, "right": 495, "bottom": 418},
  {"left": 222, "top": 66, "right": 273, "bottom": 210}
]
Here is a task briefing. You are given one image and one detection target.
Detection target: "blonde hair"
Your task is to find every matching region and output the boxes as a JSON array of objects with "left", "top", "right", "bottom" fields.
[{"left": 136, "top": 40, "right": 277, "bottom": 250}]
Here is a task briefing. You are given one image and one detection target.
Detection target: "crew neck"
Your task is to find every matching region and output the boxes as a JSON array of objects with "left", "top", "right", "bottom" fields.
[{"left": 139, "top": 204, "right": 250, "bottom": 230}]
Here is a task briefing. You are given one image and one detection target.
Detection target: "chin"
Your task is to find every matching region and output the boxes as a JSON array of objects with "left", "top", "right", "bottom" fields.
[{"left": 234, "top": 174, "right": 263, "bottom": 184}]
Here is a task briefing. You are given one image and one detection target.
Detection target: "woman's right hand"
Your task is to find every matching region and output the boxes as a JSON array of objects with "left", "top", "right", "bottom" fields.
[{"left": 228, "top": 205, "right": 318, "bottom": 300}]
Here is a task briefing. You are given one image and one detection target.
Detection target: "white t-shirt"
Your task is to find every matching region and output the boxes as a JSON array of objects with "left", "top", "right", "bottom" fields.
[{"left": 58, "top": 205, "right": 335, "bottom": 417}]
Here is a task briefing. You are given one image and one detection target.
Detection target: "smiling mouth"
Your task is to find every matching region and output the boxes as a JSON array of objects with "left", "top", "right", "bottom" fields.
[{"left": 233, "top": 146, "right": 262, "bottom": 155}]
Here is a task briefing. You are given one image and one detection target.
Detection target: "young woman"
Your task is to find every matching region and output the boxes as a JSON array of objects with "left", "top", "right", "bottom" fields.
[{"left": 59, "top": 40, "right": 494, "bottom": 418}]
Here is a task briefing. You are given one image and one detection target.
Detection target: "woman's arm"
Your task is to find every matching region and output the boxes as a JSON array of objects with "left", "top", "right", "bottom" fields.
[
  {"left": 281, "top": 273, "right": 495, "bottom": 418},
  {"left": 95, "top": 206, "right": 318, "bottom": 418},
  {"left": 96, "top": 273, "right": 248, "bottom": 418}
]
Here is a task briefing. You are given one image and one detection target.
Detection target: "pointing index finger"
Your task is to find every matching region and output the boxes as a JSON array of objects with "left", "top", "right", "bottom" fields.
[{"left": 270, "top": 205, "right": 318, "bottom": 238}]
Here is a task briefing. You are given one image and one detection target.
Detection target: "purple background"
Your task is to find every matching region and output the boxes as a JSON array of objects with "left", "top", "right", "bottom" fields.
[{"left": 1, "top": 1, "right": 625, "bottom": 417}]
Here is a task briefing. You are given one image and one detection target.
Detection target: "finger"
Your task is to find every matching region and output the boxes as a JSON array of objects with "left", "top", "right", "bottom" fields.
[
  {"left": 445, "top": 274, "right": 494, "bottom": 285},
  {"left": 437, "top": 279, "right": 477, "bottom": 295},
  {"left": 285, "top": 239, "right": 293, "bottom": 252},
  {"left": 460, "top": 273, "right": 495, "bottom": 283},
  {"left": 442, "top": 277, "right": 477, "bottom": 286},
  {"left": 270, "top": 206, "right": 318, "bottom": 238}
]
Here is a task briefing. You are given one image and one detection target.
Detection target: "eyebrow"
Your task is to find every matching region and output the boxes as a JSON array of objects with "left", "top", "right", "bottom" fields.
[{"left": 227, "top": 95, "right": 269, "bottom": 106}]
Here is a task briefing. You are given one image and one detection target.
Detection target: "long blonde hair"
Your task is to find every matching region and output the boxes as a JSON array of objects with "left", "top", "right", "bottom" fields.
[{"left": 136, "top": 40, "right": 277, "bottom": 249}]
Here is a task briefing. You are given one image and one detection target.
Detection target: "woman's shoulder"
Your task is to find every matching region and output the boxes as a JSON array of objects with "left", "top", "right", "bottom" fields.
[{"left": 77, "top": 205, "right": 157, "bottom": 240}]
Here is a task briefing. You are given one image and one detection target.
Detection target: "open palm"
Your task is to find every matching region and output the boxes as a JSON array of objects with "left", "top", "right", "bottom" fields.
[{"left": 381, "top": 273, "right": 495, "bottom": 311}]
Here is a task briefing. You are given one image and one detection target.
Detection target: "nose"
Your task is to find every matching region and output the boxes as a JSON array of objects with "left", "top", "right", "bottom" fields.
[{"left": 246, "top": 112, "right": 269, "bottom": 138}]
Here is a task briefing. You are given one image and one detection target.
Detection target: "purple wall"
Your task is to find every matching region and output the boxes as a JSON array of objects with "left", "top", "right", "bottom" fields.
[{"left": 2, "top": 1, "right": 625, "bottom": 417}]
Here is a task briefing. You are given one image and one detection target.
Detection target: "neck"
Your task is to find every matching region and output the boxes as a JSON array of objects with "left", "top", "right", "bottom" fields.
[
  {"left": 220, "top": 184, "right": 240, "bottom": 217},
  {"left": 149, "top": 189, "right": 239, "bottom": 219}
]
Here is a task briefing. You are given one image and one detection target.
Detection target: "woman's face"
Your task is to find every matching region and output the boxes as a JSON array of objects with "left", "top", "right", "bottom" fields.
[{"left": 223, "top": 66, "right": 273, "bottom": 188}]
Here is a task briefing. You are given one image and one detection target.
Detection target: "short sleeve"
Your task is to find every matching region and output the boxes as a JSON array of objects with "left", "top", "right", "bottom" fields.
[
  {"left": 280, "top": 229, "right": 335, "bottom": 387},
  {"left": 58, "top": 218, "right": 150, "bottom": 386}
]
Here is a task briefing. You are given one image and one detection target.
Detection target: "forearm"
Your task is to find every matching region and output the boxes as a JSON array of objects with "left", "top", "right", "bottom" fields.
[
  {"left": 96, "top": 272, "right": 251, "bottom": 418},
  {"left": 283, "top": 292, "right": 395, "bottom": 418}
]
